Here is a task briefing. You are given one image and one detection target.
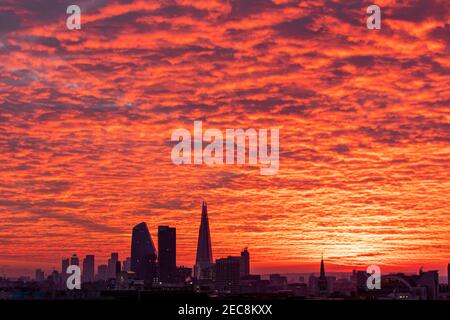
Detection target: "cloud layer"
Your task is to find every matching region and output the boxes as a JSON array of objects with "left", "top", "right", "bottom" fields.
[{"left": 0, "top": 0, "right": 449, "bottom": 275}]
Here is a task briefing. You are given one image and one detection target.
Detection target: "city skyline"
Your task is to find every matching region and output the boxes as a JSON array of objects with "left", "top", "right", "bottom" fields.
[
  {"left": 1, "top": 200, "right": 449, "bottom": 301},
  {"left": 2, "top": 201, "right": 449, "bottom": 282}
]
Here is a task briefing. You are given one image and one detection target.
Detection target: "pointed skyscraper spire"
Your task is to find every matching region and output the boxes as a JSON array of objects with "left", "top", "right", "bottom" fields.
[{"left": 194, "top": 201, "right": 213, "bottom": 279}]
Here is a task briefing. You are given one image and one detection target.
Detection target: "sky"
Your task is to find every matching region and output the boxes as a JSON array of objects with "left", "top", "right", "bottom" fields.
[{"left": 0, "top": 0, "right": 449, "bottom": 278}]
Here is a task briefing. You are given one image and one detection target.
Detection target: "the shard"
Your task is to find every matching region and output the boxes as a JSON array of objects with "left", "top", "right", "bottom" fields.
[
  {"left": 194, "top": 201, "right": 213, "bottom": 279},
  {"left": 131, "top": 222, "right": 157, "bottom": 283}
]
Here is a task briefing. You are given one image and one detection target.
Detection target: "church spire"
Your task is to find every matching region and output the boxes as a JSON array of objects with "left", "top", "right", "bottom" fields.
[
  {"left": 320, "top": 253, "right": 326, "bottom": 279},
  {"left": 318, "top": 254, "right": 328, "bottom": 295}
]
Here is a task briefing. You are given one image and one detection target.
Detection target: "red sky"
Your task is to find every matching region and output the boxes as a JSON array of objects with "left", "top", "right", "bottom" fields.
[{"left": 0, "top": 0, "right": 449, "bottom": 277}]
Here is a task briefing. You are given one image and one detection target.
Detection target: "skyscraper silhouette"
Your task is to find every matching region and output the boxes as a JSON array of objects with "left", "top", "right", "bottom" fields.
[
  {"left": 158, "top": 226, "right": 176, "bottom": 283},
  {"left": 61, "top": 258, "right": 69, "bottom": 273},
  {"left": 194, "top": 201, "right": 213, "bottom": 279},
  {"left": 123, "top": 257, "right": 131, "bottom": 272},
  {"left": 97, "top": 265, "right": 108, "bottom": 281},
  {"left": 240, "top": 248, "right": 250, "bottom": 277},
  {"left": 70, "top": 254, "right": 79, "bottom": 266},
  {"left": 131, "top": 222, "right": 157, "bottom": 283},
  {"left": 107, "top": 253, "right": 119, "bottom": 279},
  {"left": 82, "top": 255, "right": 95, "bottom": 283},
  {"left": 215, "top": 256, "right": 241, "bottom": 294},
  {"left": 61, "top": 257, "right": 70, "bottom": 286}
]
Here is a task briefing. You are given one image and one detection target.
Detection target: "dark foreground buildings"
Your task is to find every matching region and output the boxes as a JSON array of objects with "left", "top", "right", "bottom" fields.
[
  {"left": 158, "top": 226, "right": 177, "bottom": 283},
  {"left": 2, "top": 202, "right": 449, "bottom": 301},
  {"left": 240, "top": 248, "right": 250, "bottom": 277},
  {"left": 131, "top": 222, "right": 157, "bottom": 283},
  {"left": 215, "top": 256, "right": 241, "bottom": 294},
  {"left": 82, "top": 255, "right": 95, "bottom": 283}
]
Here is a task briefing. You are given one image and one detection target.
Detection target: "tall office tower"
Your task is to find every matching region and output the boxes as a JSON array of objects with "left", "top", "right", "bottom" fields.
[
  {"left": 131, "top": 222, "right": 157, "bottom": 283},
  {"left": 318, "top": 255, "right": 328, "bottom": 295},
  {"left": 123, "top": 257, "right": 131, "bottom": 272},
  {"left": 158, "top": 226, "right": 176, "bottom": 283},
  {"left": 82, "top": 255, "right": 95, "bottom": 283},
  {"left": 215, "top": 256, "right": 241, "bottom": 294},
  {"left": 61, "top": 258, "right": 69, "bottom": 273},
  {"left": 70, "top": 254, "right": 79, "bottom": 266},
  {"left": 240, "top": 248, "right": 250, "bottom": 277},
  {"left": 194, "top": 201, "right": 213, "bottom": 279},
  {"left": 97, "top": 265, "right": 108, "bottom": 281},
  {"left": 35, "top": 269, "right": 45, "bottom": 282},
  {"left": 107, "top": 253, "right": 119, "bottom": 279}
]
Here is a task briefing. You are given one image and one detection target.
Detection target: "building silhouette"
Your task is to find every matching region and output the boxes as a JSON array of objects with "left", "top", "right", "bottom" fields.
[
  {"left": 215, "top": 256, "right": 241, "bottom": 294},
  {"left": 240, "top": 248, "right": 250, "bottom": 277},
  {"left": 96, "top": 264, "right": 108, "bottom": 281},
  {"left": 61, "top": 257, "right": 70, "bottom": 285},
  {"left": 70, "top": 254, "right": 79, "bottom": 266},
  {"left": 158, "top": 226, "right": 176, "bottom": 283},
  {"left": 318, "top": 255, "right": 328, "bottom": 296},
  {"left": 123, "top": 257, "right": 131, "bottom": 272},
  {"left": 61, "top": 258, "right": 69, "bottom": 273},
  {"left": 194, "top": 201, "right": 214, "bottom": 280},
  {"left": 107, "top": 253, "right": 119, "bottom": 279},
  {"left": 417, "top": 269, "right": 439, "bottom": 300},
  {"left": 131, "top": 222, "right": 157, "bottom": 283},
  {"left": 308, "top": 257, "right": 334, "bottom": 296},
  {"left": 82, "top": 255, "right": 95, "bottom": 283},
  {"left": 353, "top": 270, "right": 370, "bottom": 294}
]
